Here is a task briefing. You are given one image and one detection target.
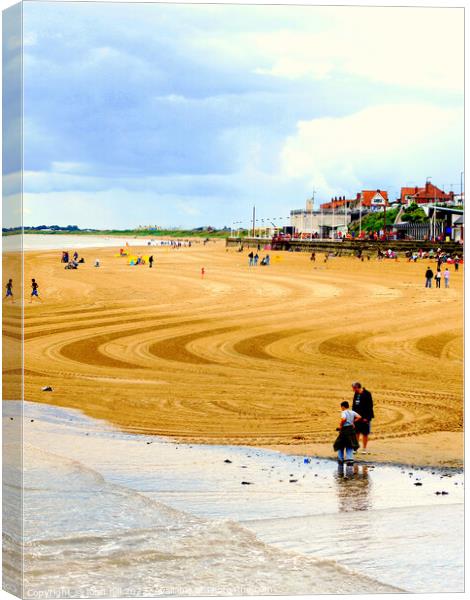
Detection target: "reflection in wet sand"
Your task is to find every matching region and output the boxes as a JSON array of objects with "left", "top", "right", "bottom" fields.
[{"left": 335, "top": 463, "right": 371, "bottom": 512}]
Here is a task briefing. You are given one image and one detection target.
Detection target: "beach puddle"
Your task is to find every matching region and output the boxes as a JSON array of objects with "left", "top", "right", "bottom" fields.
[{"left": 3, "top": 401, "right": 463, "bottom": 595}]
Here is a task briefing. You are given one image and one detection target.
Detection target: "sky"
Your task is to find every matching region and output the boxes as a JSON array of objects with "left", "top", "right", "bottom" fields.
[{"left": 3, "top": 1, "right": 465, "bottom": 229}]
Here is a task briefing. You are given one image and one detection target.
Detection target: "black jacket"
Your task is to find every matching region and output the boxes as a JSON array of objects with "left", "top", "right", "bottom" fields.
[
  {"left": 426, "top": 269, "right": 433, "bottom": 279},
  {"left": 333, "top": 425, "right": 359, "bottom": 451},
  {"left": 352, "top": 388, "right": 374, "bottom": 421}
]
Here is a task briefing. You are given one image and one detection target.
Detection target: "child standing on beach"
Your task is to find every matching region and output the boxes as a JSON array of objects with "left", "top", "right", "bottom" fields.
[
  {"left": 4, "top": 279, "right": 14, "bottom": 303},
  {"left": 333, "top": 401, "right": 361, "bottom": 465}
]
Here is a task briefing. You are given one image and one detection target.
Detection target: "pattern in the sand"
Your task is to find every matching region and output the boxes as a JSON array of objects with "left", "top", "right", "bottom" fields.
[{"left": 3, "top": 244, "right": 463, "bottom": 445}]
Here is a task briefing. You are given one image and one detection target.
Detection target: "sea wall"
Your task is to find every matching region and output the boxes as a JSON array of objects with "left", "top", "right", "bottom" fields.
[{"left": 225, "top": 237, "right": 463, "bottom": 255}]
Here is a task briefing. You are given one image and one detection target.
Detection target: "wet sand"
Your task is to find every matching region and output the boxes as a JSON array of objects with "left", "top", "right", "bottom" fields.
[{"left": 4, "top": 239, "right": 463, "bottom": 467}]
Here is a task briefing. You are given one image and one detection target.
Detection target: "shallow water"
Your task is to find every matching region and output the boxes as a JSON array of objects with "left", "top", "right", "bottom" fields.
[
  {"left": 4, "top": 234, "right": 166, "bottom": 252},
  {"left": 3, "top": 401, "right": 463, "bottom": 596}
]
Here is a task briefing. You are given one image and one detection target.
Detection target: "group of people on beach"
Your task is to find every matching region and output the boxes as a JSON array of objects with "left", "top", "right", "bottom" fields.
[
  {"left": 61, "top": 250, "right": 85, "bottom": 270},
  {"left": 424, "top": 248, "right": 461, "bottom": 288},
  {"left": 334, "top": 382, "right": 374, "bottom": 465},
  {"left": 248, "top": 251, "right": 270, "bottom": 266}
]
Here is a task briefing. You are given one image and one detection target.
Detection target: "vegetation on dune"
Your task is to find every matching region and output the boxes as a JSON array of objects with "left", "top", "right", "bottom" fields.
[
  {"left": 349, "top": 207, "right": 400, "bottom": 234},
  {"left": 400, "top": 203, "right": 428, "bottom": 223}
]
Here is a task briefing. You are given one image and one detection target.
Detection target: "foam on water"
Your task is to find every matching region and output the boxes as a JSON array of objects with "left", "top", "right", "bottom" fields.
[{"left": 3, "top": 401, "right": 463, "bottom": 596}]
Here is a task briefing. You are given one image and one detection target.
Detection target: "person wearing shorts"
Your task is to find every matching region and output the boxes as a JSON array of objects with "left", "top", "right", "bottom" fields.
[
  {"left": 351, "top": 382, "right": 374, "bottom": 454},
  {"left": 5, "top": 279, "right": 13, "bottom": 302},
  {"left": 30, "top": 278, "right": 41, "bottom": 303}
]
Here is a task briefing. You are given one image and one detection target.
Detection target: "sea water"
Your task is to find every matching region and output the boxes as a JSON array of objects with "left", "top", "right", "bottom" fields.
[
  {"left": 3, "top": 234, "right": 177, "bottom": 252},
  {"left": 3, "top": 401, "right": 463, "bottom": 596}
]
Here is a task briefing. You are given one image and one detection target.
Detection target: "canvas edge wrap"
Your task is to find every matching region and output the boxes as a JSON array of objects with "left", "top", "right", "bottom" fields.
[{"left": 2, "top": 2, "right": 24, "bottom": 597}]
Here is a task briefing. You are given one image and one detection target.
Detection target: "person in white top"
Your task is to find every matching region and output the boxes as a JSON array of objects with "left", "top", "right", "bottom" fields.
[
  {"left": 333, "top": 401, "right": 361, "bottom": 464},
  {"left": 444, "top": 268, "right": 450, "bottom": 288}
]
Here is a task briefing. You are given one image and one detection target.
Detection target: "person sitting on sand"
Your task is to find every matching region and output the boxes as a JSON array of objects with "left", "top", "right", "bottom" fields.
[
  {"left": 351, "top": 382, "right": 374, "bottom": 454},
  {"left": 94, "top": 258, "right": 100, "bottom": 267},
  {"left": 333, "top": 401, "right": 361, "bottom": 465}
]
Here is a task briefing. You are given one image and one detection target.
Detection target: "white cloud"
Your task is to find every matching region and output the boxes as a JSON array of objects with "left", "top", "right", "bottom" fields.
[
  {"left": 201, "top": 7, "right": 463, "bottom": 93},
  {"left": 281, "top": 102, "right": 463, "bottom": 199}
]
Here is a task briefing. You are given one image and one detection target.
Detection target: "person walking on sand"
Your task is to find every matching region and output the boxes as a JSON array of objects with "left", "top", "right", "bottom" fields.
[
  {"left": 435, "top": 268, "right": 441, "bottom": 288},
  {"left": 201, "top": 267, "right": 205, "bottom": 279},
  {"left": 254, "top": 253, "right": 259, "bottom": 266},
  {"left": 248, "top": 251, "right": 254, "bottom": 267},
  {"left": 454, "top": 255, "right": 460, "bottom": 271},
  {"left": 149, "top": 255, "right": 154, "bottom": 268},
  {"left": 425, "top": 266, "right": 433, "bottom": 288},
  {"left": 444, "top": 267, "right": 450, "bottom": 288},
  {"left": 310, "top": 252, "right": 316, "bottom": 262},
  {"left": 4, "top": 279, "right": 14, "bottom": 303},
  {"left": 351, "top": 382, "right": 374, "bottom": 454},
  {"left": 30, "top": 278, "right": 42, "bottom": 303},
  {"left": 333, "top": 401, "right": 361, "bottom": 465}
]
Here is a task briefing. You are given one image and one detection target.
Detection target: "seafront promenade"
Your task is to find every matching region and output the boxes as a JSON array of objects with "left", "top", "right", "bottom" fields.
[{"left": 226, "top": 236, "right": 463, "bottom": 254}]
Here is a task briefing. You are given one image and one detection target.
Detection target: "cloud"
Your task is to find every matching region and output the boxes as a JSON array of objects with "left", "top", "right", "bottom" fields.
[
  {"left": 19, "top": 2, "right": 463, "bottom": 227},
  {"left": 281, "top": 103, "right": 463, "bottom": 200}
]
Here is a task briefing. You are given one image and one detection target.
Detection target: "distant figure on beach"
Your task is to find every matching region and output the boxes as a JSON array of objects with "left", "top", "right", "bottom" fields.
[
  {"left": 435, "top": 269, "right": 441, "bottom": 288},
  {"left": 201, "top": 267, "right": 205, "bottom": 279},
  {"left": 444, "top": 268, "right": 450, "bottom": 288},
  {"left": 4, "top": 279, "right": 14, "bottom": 303},
  {"left": 254, "top": 253, "right": 259, "bottom": 266},
  {"left": 30, "top": 278, "right": 41, "bottom": 303},
  {"left": 425, "top": 266, "right": 433, "bottom": 288},
  {"left": 454, "top": 255, "right": 460, "bottom": 271},
  {"left": 310, "top": 252, "right": 316, "bottom": 262},
  {"left": 333, "top": 401, "right": 360, "bottom": 465},
  {"left": 324, "top": 252, "right": 329, "bottom": 263},
  {"left": 351, "top": 382, "right": 374, "bottom": 454},
  {"left": 149, "top": 255, "right": 154, "bottom": 268},
  {"left": 248, "top": 251, "right": 254, "bottom": 267},
  {"left": 73, "top": 251, "right": 79, "bottom": 261},
  {"left": 94, "top": 258, "right": 100, "bottom": 267}
]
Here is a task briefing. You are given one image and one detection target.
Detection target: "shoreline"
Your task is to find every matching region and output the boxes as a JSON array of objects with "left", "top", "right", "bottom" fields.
[
  {"left": 5, "top": 243, "right": 463, "bottom": 472},
  {"left": 5, "top": 400, "right": 463, "bottom": 595},
  {"left": 21, "top": 398, "right": 463, "bottom": 471}
]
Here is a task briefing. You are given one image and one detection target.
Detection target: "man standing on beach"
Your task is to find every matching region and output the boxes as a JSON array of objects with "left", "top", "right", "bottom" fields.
[
  {"left": 351, "top": 382, "right": 374, "bottom": 454},
  {"left": 425, "top": 266, "right": 433, "bottom": 288}
]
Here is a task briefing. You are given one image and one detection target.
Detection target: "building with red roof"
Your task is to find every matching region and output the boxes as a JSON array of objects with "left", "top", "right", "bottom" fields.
[{"left": 400, "top": 181, "right": 455, "bottom": 205}]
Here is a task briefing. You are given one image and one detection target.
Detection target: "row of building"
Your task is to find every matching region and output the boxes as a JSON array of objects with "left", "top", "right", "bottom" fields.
[{"left": 290, "top": 181, "right": 462, "bottom": 238}]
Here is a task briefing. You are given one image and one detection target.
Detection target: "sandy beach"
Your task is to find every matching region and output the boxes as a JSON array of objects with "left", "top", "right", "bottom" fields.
[{"left": 3, "top": 237, "right": 463, "bottom": 467}]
